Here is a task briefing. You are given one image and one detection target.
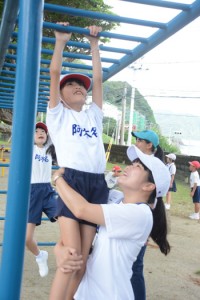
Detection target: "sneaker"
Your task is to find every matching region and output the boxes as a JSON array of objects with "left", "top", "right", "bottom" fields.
[
  {"left": 36, "top": 250, "right": 48, "bottom": 277},
  {"left": 189, "top": 213, "right": 200, "bottom": 220},
  {"left": 165, "top": 203, "right": 170, "bottom": 210}
]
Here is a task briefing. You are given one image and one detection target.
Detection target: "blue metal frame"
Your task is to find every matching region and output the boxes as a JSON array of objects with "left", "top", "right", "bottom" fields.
[
  {"left": 0, "top": 1, "right": 200, "bottom": 110},
  {"left": 0, "top": 0, "right": 44, "bottom": 298},
  {"left": 0, "top": 0, "right": 200, "bottom": 298}
]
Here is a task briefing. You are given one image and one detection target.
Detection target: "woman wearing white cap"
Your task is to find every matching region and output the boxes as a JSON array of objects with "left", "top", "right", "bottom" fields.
[
  {"left": 51, "top": 145, "right": 171, "bottom": 300},
  {"left": 165, "top": 153, "right": 177, "bottom": 210}
]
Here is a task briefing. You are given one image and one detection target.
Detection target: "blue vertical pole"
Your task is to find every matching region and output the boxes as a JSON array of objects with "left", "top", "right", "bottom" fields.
[{"left": 0, "top": 0, "right": 44, "bottom": 299}]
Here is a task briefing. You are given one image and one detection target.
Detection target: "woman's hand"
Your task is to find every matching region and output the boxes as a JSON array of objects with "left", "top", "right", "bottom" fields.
[
  {"left": 54, "top": 242, "right": 83, "bottom": 273},
  {"left": 53, "top": 167, "right": 65, "bottom": 178},
  {"left": 52, "top": 167, "right": 65, "bottom": 186}
]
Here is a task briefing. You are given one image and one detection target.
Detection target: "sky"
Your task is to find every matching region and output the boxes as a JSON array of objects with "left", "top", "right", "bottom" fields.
[{"left": 103, "top": 0, "right": 200, "bottom": 118}]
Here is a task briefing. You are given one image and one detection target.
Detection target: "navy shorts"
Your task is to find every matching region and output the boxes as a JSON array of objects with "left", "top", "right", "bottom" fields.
[
  {"left": 192, "top": 186, "right": 200, "bottom": 203},
  {"left": 169, "top": 180, "right": 177, "bottom": 192},
  {"left": 56, "top": 168, "right": 109, "bottom": 227},
  {"left": 28, "top": 183, "right": 57, "bottom": 226}
]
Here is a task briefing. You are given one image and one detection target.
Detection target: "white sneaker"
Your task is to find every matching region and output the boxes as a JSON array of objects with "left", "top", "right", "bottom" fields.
[
  {"left": 189, "top": 213, "right": 200, "bottom": 220},
  {"left": 36, "top": 250, "right": 48, "bottom": 277},
  {"left": 165, "top": 203, "right": 170, "bottom": 210}
]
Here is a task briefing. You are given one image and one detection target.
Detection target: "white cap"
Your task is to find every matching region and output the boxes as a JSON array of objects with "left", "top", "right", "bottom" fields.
[
  {"left": 165, "top": 153, "right": 176, "bottom": 161},
  {"left": 127, "top": 145, "right": 170, "bottom": 198}
]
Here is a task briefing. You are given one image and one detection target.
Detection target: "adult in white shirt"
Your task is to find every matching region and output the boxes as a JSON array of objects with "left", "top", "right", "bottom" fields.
[{"left": 52, "top": 145, "right": 171, "bottom": 300}]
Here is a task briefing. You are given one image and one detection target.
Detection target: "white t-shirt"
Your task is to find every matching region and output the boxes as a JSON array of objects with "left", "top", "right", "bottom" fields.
[
  {"left": 31, "top": 145, "right": 53, "bottom": 183},
  {"left": 46, "top": 102, "right": 106, "bottom": 173},
  {"left": 74, "top": 200, "right": 153, "bottom": 300},
  {"left": 166, "top": 162, "right": 176, "bottom": 176},
  {"left": 190, "top": 171, "right": 200, "bottom": 188}
]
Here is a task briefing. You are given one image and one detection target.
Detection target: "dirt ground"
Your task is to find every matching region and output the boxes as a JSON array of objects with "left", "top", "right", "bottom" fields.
[{"left": 1, "top": 159, "right": 200, "bottom": 299}]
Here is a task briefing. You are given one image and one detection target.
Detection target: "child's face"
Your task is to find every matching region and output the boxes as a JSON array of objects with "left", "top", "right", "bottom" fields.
[
  {"left": 60, "top": 80, "right": 87, "bottom": 110},
  {"left": 113, "top": 170, "right": 121, "bottom": 177},
  {"left": 34, "top": 128, "right": 47, "bottom": 147},
  {"left": 189, "top": 164, "right": 196, "bottom": 172}
]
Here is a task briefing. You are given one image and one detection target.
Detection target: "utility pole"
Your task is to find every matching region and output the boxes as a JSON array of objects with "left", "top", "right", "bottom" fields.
[
  {"left": 127, "top": 60, "right": 148, "bottom": 145},
  {"left": 120, "top": 83, "right": 127, "bottom": 145},
  {"left": 127, "top": 86, "right": 135, "bottom": 146}
]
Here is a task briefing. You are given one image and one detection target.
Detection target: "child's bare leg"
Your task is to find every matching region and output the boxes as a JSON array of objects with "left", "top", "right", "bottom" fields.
[
  {"left": 166, "top": 192, "right": 171, "bottom": 205},
  {"left": 26, "top": 223, "right": 39, "bottom": 255},
  {"left": 194, "top": 202, "right": 200, "bottom": 213},
  {"left": 66, "top": 224, "right": 96, "bottom": 300},
  {"left": 49, "top": 217, "right": 81, "bottom": 300}
]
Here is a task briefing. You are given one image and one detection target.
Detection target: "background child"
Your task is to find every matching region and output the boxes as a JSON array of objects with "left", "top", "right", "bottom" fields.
[
  {"left": 165, "top": 153, "right": 177, "bottom": 210},
  {"left": 188, "top": 160, "right": 200, "bottom": 220},
  {"left": 46, "top": 23, "right": 109, "bottom": 299},
  {"left": 26, "top": 122, "right": 57, "bottom": 277},
  {"left": 105, "top": 165, "right": 122, "bottom": 189}
]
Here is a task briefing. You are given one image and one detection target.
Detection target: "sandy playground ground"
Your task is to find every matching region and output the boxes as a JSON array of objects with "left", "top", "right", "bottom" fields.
[{"left": 1, "top": 162, "right": 200, "bottom": 299}]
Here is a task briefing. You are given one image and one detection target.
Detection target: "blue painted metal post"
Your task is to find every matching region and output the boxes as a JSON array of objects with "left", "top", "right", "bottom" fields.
[{"left": 0, "top": 0, "right": 44, "bottom": 299}]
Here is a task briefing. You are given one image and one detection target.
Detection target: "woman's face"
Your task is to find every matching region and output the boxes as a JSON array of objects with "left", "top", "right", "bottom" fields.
[
  {"left": 118, "top": 160, "right": 150, "bottom": 191},
  {"left": 135, "top": 138, "right": 153, "bottom": 155}
]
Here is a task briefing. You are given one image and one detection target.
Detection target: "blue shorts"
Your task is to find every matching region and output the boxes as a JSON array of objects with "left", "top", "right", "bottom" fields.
[
  {"left": 56, "top": 168, "right": 109, "bottom": 227},
  {"left": 169, "top": 180, "right": 177, "bottom": 192},
  {"left": 192, "top": 186, "right": 200, "bottom": 203},
  {"left": 28, "top": 183, "right": 57, "bottom": 226}
]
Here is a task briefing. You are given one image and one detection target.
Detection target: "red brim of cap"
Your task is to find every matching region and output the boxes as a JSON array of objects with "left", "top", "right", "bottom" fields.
[
  {"left": 189, "top": 162, "right": 200, "bottom": 169},
  {"left": 36, "top": 122, "right": 48, "bottom": 133},
  {"left": 189, "top": 161, "right": 200, "bottom": 168},
  {"left": 60, "top": 73, "right": 91, "bottom": 91},
  {"left": 113, "top": 167, "right": 122, "bottom": 171}
]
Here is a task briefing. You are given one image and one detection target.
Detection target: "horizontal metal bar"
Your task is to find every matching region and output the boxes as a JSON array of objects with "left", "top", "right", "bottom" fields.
[
  {"left": 122, "top": 0, "right": 190, "bottom": 10},
  {"left": 44, "top": 3, "right": 167, "bottom": 29}
]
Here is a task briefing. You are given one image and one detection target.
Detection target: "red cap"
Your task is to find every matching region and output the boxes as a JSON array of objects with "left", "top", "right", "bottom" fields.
[
  {"left": 60, "top": 73, "right": 92, "bottom": 91},
  {"left": 189, "top": 161, "right": 200, "bottom": 169},
  {"left": 112, "top": 165, "right": 122, "bottom": 172},
  {"left": 36, "top": 122, "right": 48, "bottom": 134}
]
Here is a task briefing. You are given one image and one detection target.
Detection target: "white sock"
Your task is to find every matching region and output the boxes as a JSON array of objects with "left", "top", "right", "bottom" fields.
[{"left": 35, "top": 250, "right": 42, "bottom": 259}]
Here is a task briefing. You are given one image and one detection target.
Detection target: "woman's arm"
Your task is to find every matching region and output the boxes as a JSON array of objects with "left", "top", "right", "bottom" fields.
[{"left": 54, "top": 170, "right": 106, "bottom": 225}]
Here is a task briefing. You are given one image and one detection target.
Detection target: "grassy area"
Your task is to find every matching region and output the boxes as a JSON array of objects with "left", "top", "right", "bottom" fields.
[
  {"left": 170, "top": 180, "right": 193, "bottom": 218},
  {"left": 106, "top": 161, "right": 194, "bottom": 218},
  {"left": 0, "top": 140, "right": 11, "bottom": 147}
]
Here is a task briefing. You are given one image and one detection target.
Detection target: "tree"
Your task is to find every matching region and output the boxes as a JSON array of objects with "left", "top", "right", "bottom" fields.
[
  {"left": 43, "top": 0, "right": 118, "bottom": 59},
  {"left": 0, "top": 1, "right": 119, "bottom": 127}
]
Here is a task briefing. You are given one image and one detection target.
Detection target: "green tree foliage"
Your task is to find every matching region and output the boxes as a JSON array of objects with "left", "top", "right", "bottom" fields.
[
  {"left": 103, "top": 81, "right": 156, "bottom": 124},
  {"left": 43, "top": 1, "right": 118, "bottom": 53},
  {"left": 103, "top": 116, "right": 116, "bottom": 136}
]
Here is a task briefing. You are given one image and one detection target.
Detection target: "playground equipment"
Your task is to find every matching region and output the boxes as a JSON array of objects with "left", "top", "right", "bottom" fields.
[{"left": 0, "top": 1, "right": 200, "bottom": 299}]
